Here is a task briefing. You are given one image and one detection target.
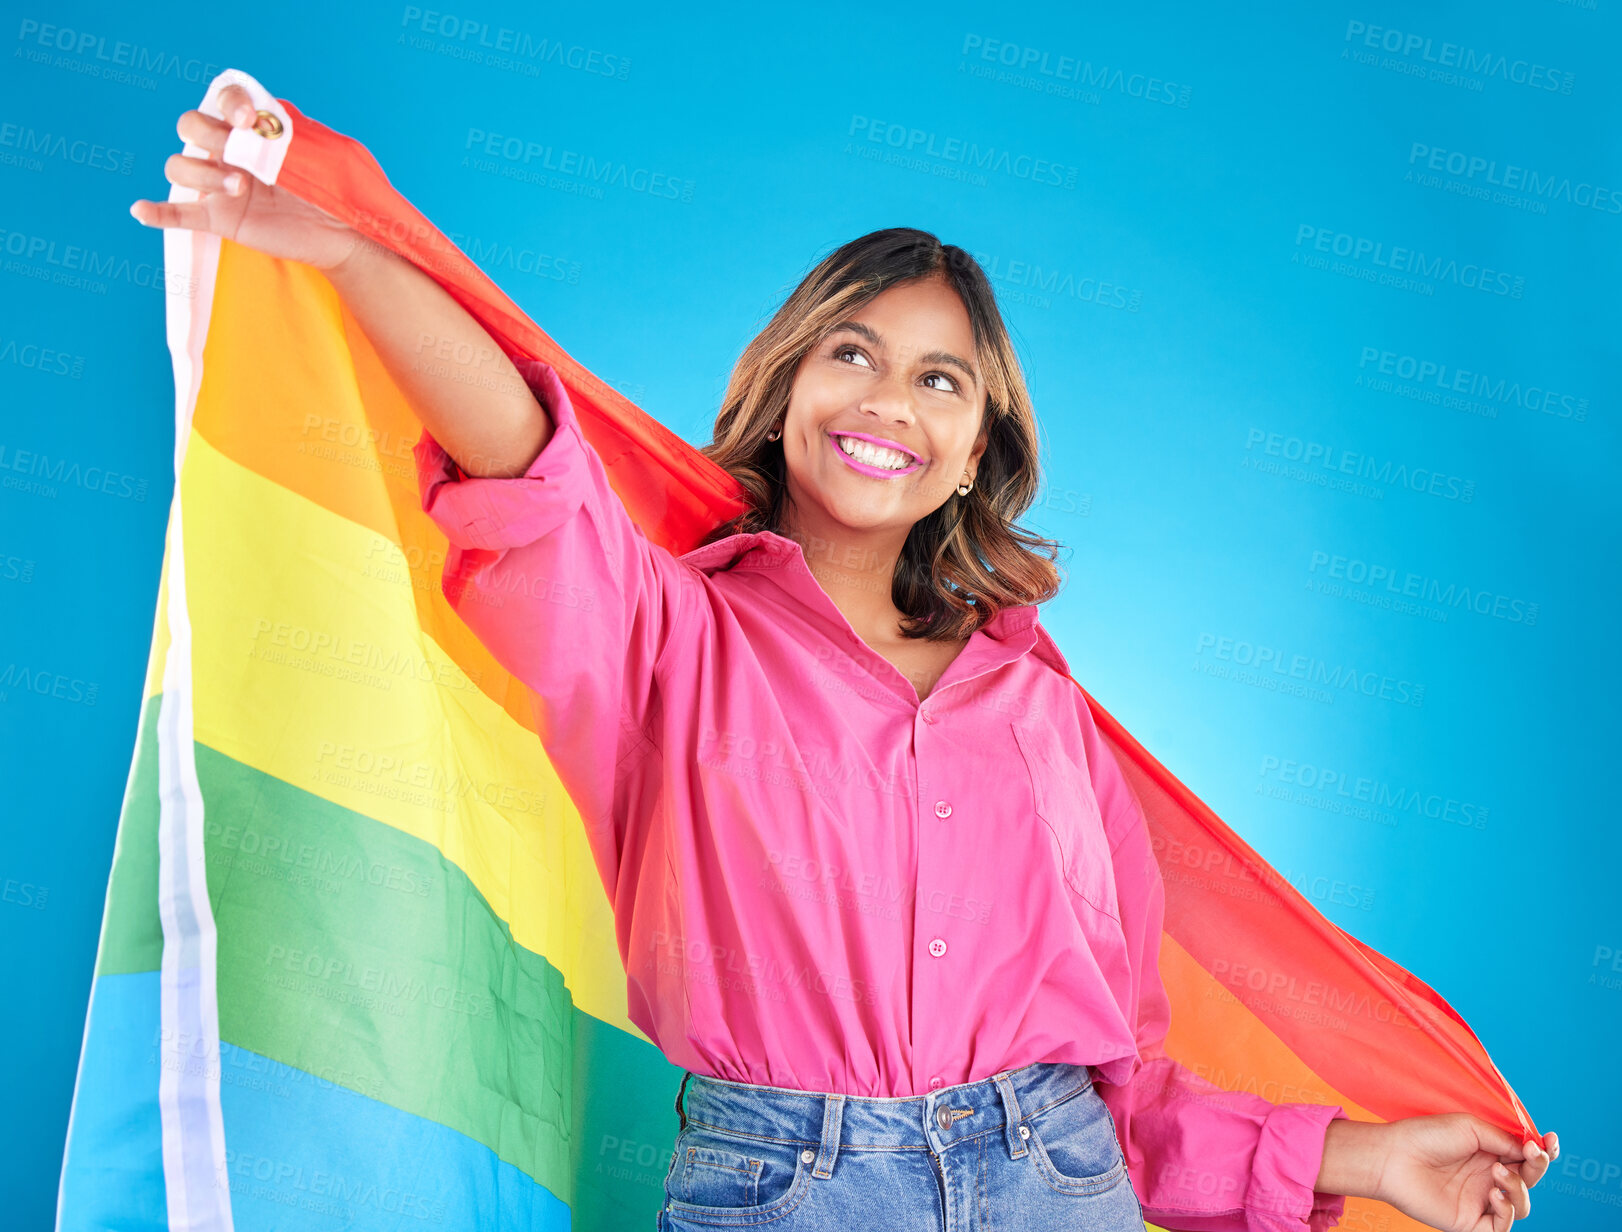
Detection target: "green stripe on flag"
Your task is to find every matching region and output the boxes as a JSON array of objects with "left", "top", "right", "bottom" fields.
[
  {"left": 98, "top": 694, "right": 684, "bottom": 1210},
  {"left": 96, "top": 692, "right": 163, "bottom": 977}
]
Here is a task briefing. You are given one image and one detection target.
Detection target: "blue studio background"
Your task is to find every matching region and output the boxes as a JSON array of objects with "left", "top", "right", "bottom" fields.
[{"left": 2, "top": 1, "right": 1617, "bottom": 1226}]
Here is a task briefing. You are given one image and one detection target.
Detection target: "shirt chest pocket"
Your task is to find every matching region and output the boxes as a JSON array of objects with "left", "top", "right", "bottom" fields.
[{"left": 1011, "top": 720, "right": 1119, "bottom": 922}]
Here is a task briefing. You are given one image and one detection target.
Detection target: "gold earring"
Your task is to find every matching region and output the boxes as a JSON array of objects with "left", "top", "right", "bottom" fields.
[
  {"left": 957, "top": 475, "right": 974, "bottom": 497},
  {"left": 766, "top": 421, "right": 782, "bottom": 442}
]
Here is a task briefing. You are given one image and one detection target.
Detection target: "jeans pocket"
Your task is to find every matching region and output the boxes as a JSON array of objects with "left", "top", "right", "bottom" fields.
[
  {"left": 665, "top": 1123, "right": 813, "bottom": 1223},
  {"left": 1024, "top": 1083, "right": 1128, "bottom": 1196}
]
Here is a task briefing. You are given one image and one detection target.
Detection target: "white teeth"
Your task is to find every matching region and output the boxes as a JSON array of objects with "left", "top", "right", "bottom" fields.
[{"left": 836, "top": 435, "right": 912, "bottom": 470}]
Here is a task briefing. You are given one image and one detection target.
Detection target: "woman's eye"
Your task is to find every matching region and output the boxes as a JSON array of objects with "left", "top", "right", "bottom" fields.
[{"left": 831, "top": 345, "right": 957, "bottom": 394}]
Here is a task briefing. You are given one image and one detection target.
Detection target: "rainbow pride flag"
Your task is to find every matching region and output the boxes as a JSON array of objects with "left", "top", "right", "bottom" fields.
[{"left": 57, "top": 69, "right": 1539, "bottom": 1232}]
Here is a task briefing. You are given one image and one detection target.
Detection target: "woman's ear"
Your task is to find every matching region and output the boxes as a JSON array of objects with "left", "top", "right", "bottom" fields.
[{"left": 968, "top": 418, "right": 991, "bottom": 475}]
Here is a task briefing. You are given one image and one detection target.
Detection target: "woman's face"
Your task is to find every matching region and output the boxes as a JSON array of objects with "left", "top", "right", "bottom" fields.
[{"left": 779, "top": 274, "right": 988, "bottom": 546}]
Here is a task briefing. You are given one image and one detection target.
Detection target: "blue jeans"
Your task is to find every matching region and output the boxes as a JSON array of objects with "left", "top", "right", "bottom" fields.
[{"left": 659, "top": 1061, "right": 1146, "bottom": 1230}]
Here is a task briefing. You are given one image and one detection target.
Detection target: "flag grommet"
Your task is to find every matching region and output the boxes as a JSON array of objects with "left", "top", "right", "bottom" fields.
[{"left": 252, "top": 110, "right": 284, "bottom": 139}]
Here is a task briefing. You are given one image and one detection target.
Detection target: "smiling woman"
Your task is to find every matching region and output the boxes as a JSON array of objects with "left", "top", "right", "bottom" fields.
[
  {"left": 99, "top": 69, "right": 1553, "bottom": 1232},
  {"left": 699, "top": 229, "right": 1065, "bottom": 648}
]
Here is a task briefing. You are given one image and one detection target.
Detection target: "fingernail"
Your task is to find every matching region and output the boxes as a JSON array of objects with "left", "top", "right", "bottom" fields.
[
  {"left": 234, "top": 106, "right": 251, "bottom": 125},
  {"left": 225, "top": 173, "right": 242, "bottom": 194},
  {"left": 1493, "top": 1163, "right": 1508, "bottom": 1178}
]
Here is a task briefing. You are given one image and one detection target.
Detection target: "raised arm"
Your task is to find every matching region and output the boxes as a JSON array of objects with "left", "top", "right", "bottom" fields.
[
  {"left": 132, "top": 80, "right": 704, "bottom": 900},
  {"left": 322, "top": 236, "right": 554, "bottom": 479},
  {"left": 131, "top": 80, "right": 552, "bottom": 480}
]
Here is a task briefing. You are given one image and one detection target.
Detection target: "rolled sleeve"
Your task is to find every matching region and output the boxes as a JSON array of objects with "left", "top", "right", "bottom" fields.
[
  {"left": 1082, "top": 699, "right": 1350, "bottom": 1232},
  {"left": 1247, "top": 1103, "right": 1349, "bottom": 1232},
  {"left": 414, "top": 362, "right": 592, "bottom": 553},
  {"left": 412, "top": 358, "right": 702, "bottom": 896}
]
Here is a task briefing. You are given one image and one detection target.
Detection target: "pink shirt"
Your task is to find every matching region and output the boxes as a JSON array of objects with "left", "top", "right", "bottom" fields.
[{"left": 415, "top": 359, "right": 1350, "bottom": 1231}]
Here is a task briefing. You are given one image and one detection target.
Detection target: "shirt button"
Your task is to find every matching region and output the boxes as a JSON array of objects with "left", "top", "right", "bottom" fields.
[
  {"left": 928, "top": 1076, "right": 943, "bottom": 1090},
  {"left": 921, "top": 709, "right": 937, "bottom": 724},
  {"left": 933, "top": 800, "right": 952, "bottom": 819},
  {"left": 928, "top": 937, "right": 947, "bottom": 958}
]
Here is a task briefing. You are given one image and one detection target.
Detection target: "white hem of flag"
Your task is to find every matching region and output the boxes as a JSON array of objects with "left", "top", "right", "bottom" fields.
[{"left": 153, "top": 67, "right": 294, "bottom": 1232}]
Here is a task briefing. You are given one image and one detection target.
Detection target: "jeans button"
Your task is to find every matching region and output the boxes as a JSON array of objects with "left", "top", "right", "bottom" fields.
[{"left": 800, "top": 1148, "right": 815, "bottom": 1164}]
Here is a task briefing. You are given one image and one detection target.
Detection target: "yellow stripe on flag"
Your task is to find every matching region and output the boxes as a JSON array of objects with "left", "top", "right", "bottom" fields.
[{"left": 178, "top": 424, "right": 638, "bottom": 1039}]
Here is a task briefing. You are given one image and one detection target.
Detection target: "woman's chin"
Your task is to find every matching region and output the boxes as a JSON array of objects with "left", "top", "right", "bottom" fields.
[{"left": 820, "top": 504, "right": 920, "bottom": 541}]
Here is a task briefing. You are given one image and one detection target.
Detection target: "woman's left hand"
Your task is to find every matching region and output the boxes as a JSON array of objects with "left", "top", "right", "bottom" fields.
[{"left": 1371, "top": 1114, "right": 1558, "bottom": 1230}]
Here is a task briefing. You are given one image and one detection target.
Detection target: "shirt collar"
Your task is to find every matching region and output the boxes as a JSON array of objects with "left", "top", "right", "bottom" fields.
[{"left": 679, "top": 530, "right": 1072, "bottom": 680}]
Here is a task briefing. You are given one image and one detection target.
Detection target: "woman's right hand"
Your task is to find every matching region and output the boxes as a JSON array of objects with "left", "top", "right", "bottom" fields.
[{"left": 129, "top": 81, "right": 367, "bottom": 273}]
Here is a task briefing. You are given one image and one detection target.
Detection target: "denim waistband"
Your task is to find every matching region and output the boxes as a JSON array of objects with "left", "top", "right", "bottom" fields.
[{"left": 675, "top": 1062, "right": 1095, "bottom": 1180}]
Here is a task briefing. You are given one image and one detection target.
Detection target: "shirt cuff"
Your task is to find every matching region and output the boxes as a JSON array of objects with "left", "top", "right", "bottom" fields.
[
  {"left": 412, "top": 358, "right": 593, "bottom": 552},
  {"left": 1244, "top": 1103, "right": 1350, "bottom": 1232}
]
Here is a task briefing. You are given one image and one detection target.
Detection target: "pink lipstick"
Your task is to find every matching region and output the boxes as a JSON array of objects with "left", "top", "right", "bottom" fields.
[{"left": 828, "top": 431, "right": 924, "bottom": 479}]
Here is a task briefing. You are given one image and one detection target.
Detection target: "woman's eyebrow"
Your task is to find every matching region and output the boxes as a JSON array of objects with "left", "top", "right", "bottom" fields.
[{"left": 828, "top": 320, "right": 979, "bottom": 387}]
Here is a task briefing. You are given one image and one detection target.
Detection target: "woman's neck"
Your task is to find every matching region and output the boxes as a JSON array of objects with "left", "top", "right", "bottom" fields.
[{"left": 778, "top": 514, "right": 911, "bottom": 644}]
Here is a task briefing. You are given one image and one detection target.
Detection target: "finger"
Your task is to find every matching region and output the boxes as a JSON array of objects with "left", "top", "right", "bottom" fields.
[
  {"left": 1472, "top": 1119, "right": 1526, "bottom": 1160},
  {"left": 1488, "top": 1184, "right": 1514, "bottom": 1231},
  {"left": 1516, "top": 1138, "right": 1550, "bottom": 1187},
  {"left": 1493, "top": 1162, "right": 1531, "bottom": 1218},
  {"left": 216, "top": 82, "right": 258, "bottom": 128},
  {"left": 175, "top": 87, "right": 259, "bottom": 156},
  {"left": 1544, "top": 1131, "right": 1559, "bottom": 1160},
  {"left": 178, "top": 105, "right": 248, "bottom": 157},
  {"left": 129, "top": 198, "right": 214, "bottom": 231},
  {"left": 163, "top": 151, "right": 247, "bottom": 197}
]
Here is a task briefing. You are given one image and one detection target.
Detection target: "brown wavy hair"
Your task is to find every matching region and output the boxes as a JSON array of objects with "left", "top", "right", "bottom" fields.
[{"left": 697, "top": 227, "right": 1063, "bottom": 643}]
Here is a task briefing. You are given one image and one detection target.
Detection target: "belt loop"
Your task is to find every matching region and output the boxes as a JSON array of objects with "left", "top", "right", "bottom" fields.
[
  {"left": 993, "top": 1072, "right": 1028, "bottom": 1160},
  {"left": 675, "top": 1071, "right": 691, "bottom": 1133},
  {"left": 812, "top": 1093, "right": 844, "bottom": 1179}
]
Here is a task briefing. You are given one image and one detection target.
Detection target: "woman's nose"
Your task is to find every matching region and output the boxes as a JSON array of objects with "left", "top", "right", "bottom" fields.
[{"left": 858, "top": 375, "right": 918, "bottom": 424}]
